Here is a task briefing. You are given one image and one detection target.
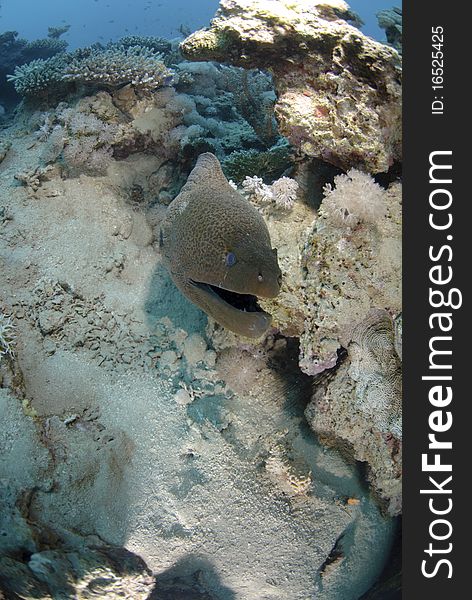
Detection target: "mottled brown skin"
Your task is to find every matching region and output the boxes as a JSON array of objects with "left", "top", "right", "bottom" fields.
[{"left": 160, "top": 153, "right": 282, "bottom": 338}]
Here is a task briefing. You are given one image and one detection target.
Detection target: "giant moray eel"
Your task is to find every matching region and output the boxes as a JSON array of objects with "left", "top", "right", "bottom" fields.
[{"left": 160, "top": 153, "right": 282, "bottom": 338}]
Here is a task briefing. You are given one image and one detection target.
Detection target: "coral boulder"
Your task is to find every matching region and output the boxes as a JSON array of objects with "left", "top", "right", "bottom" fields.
[{"left": 180, "top": 0, "right": 402, "bottom": 173}]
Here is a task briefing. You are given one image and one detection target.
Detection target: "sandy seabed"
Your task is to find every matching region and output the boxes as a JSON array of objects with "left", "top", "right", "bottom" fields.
[{"left": 0, "top": 119, "right": 396, "bottom": 599}]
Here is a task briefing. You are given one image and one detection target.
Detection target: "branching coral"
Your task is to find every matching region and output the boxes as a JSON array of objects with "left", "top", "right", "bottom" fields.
[
  {"left": 6, "top": 54, "right": 69, "bottom": 96},
  {"left": 25, "top": 38, "right": 68, "bottom": 56},
  {"left": 62, "top": 45, "right": 173, "bottom": 92},
  {"left": 1, "top": 29, "right": 70, "bottom": 107},
  {"left": 7, "top": 42, "right": 174, "bottom": 97},
  {"left": 117, "top": 36, "right": 171, "bottom": 55},
  {"left": 171, "top": 60, "right": 290, "bottom": 167},
  {"left": 47, "top": 25, "right": 71, "bottom": 40},
  {"left": 0, "top": 312, "right": 15, "bottom": 358},
  {"left": 217, "top": 64, "right": 278, "bottom": 146},
  {"left": 222, "top": 139, "right": 293, "bottom": 183}
]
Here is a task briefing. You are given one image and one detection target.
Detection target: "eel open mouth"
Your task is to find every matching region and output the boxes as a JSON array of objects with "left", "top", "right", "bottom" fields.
[{"left": 190, "top": 280, "right": 264, "bottom": 313}]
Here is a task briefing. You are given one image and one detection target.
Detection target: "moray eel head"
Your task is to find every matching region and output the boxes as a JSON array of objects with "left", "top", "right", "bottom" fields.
[{"left": 160, "top": 153, "right": 282, "bottom": 338}]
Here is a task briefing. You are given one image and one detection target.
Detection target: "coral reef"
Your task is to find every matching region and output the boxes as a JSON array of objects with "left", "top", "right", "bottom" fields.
[
  {"left": 253, "top": 168, "right": 402, "bottom": 512},
  {"left": 173, "top": 60, "right": 289, "bottom": 169},
  {"left": 299, "top": 177, "right": 401, "bottom": 374},
  {"left": 7, "top": 42, "right": 174, "bottom": 98},
  {"left": 21, "top": 86, "right": 189, "bottom": 183},
  {"left": 181, "top": 0, "right": 402, "bottom": 173},
  {"left": 377, "top": 7, "right": 402, "bottom": 55},
  {"left": 306, "top": 309, "right": 402, "bottom": 515},
  {"left": 0, "top": 5, "right": 403, "bottom": 587},
  {"left": 0, "top": 137, "right": 11, "bottom": 163},
  {"left": 221, "top": 138, "right": 293, "bottom": 183},
  {"left": 0, "top": 29, "right": 68, "bottom": 107},
  {"left": 259, "top": 172, "right": 401, "bottom": 351},
  {"left": 0, "top": 100, "right": 400, "bottom": 596}
]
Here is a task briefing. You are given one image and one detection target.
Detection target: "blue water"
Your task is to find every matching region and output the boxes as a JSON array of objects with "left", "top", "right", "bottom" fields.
[{"left": 0, "top": 0, "right": 399, "bottom": 47}]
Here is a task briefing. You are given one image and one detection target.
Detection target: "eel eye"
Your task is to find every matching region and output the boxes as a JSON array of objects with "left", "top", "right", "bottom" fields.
[
  {"left": 258, "top": 273, "right": 264, "bottom": 282},
  {"left": 225, "top": 252, "right": 237, "bottom": 267}
]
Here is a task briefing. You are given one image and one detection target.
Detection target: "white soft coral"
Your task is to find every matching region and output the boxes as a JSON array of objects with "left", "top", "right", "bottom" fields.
[
  {"left": 321, "top": 169, "right": 387, "bottom": 228},
  {"left": 242, "top": 175, "right": 298, "bottom": 210}
]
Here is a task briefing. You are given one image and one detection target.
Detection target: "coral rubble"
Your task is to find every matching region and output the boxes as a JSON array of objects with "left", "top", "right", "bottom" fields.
[{"left": 181, "top": 0, "right": 402, "bottom": 173}]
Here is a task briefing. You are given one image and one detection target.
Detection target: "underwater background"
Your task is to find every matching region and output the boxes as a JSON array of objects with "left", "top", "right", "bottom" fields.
[
  {"left": 1, "top": 1, "right": 402, "bottom": 599},
  {"left": 0, "top": 0, "right": 395, "bottom": 48}
]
